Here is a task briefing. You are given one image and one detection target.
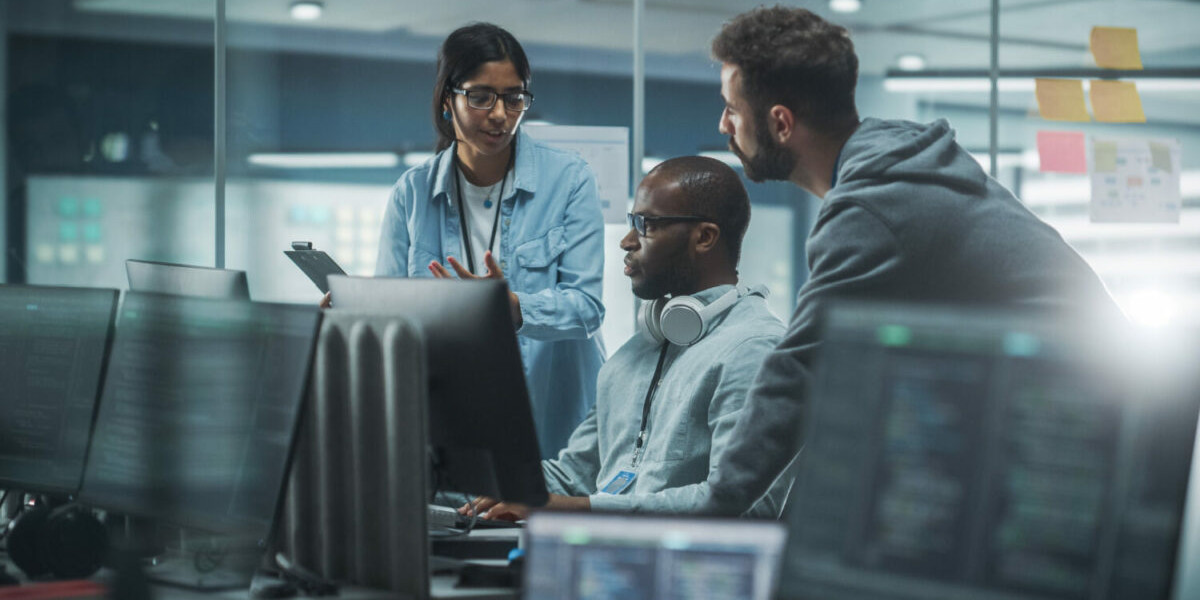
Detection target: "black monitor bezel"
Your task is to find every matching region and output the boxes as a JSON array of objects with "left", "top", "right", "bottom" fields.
[{"left": 0, "top": 284, "right": 120, "bottom": 497}]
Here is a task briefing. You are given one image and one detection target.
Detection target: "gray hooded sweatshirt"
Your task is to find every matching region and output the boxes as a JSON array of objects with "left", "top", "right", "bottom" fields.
[{"left": 705, "top": 118, "right": 1121, "bottom": 516}]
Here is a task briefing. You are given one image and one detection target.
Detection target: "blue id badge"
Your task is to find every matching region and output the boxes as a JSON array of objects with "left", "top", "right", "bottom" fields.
[{"left": 599, "top": 470, "right": 637, "bottom": 494}]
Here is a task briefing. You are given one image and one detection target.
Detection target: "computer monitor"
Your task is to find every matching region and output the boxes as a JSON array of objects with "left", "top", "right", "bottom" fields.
[
  {"left": 522, "top": 511, "right": 787, "bottom": 600},
  {"left": 78, "top": 292, "right": 320, "bottom": 542},
  {"left": 125, "top": 259, "right": 250, "bottom": 300},
  {"left": 1176, "top": 423, "right": 1200, "bottom": 599},
  {"left": 327, "top": 276, "right": 547, "bottom": 506},
  {"left": 0, "top": 284, "right": 119, "bottom": 495},
  {"left": 778, "top": 302, "right": 1200, "bottom": 600}
]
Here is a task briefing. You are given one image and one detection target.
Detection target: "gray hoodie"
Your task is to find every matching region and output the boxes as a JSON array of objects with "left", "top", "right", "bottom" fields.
[{"left": 705, "top": 118, "right": 1121, "bottom": 516}]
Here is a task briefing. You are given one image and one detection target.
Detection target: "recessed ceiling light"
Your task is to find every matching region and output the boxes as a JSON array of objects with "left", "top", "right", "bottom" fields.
[
  {"left": 896, "top": 53, "right": 927, "bottom": 71},
  {"left": 829, "top": 0, "right": 862, "bottom": 13},
  {"left": 290, "top": 1, "right": 323, "bottom": 21},
  {"left": 248, "top": 152, "right": 400, "bottom": 169}
]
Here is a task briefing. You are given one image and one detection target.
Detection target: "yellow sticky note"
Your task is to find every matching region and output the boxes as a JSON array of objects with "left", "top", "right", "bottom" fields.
[
  {"left": 1150, "top": 142, "right": 1173, "bottom": 173},
  {"left": 1094, "top": 141, "right": 1118, "bottom": 173},
  {"left": 1035, "top": 79, "right": 1090, "bottom": 122},
  {"left": 1090, "top": 80, "right": 1146, "bottom": 123},
  {"left": 1090, "top": 27, "right": 1143, "bottom": 70}
]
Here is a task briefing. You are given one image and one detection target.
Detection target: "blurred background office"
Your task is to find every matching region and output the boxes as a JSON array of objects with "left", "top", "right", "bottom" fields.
[{"left": 3, "top": 0, "right": 1200, "bottom": 348}]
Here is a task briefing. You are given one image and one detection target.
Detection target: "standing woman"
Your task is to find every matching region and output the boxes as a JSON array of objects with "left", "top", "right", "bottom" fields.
[{"left": 376, "top": 23, "right": 606, "bottom": 459}]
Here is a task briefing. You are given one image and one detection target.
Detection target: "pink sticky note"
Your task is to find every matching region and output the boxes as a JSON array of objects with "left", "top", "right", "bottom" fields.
[{"left": 1037, "top": 130, "right": 1088, "bottom": 174}]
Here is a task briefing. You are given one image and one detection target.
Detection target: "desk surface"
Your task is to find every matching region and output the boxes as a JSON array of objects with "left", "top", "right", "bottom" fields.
[
  {"left": 0, "top": 564, "right": 517, "bottom": 600},
  {"left": 0, "top": 529, "right": 523, "bottom": 600}
]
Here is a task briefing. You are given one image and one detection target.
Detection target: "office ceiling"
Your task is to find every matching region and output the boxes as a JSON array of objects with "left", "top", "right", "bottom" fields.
[
  {"left": 61, "top": 0, "right": 1200, "bottom": 74},
  {"left": 8, "top": 0, "right": 1199, "bottom": 123}
]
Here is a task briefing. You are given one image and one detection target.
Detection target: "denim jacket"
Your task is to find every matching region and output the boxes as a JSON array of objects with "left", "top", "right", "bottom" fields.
[{"left": 376, "top": 128, "right": 606, "bottom": 458}]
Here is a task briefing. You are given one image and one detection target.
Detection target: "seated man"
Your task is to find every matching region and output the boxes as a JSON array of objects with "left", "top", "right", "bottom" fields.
[{"left": 465, "top": 155, "right": 787, "bottom": 519}]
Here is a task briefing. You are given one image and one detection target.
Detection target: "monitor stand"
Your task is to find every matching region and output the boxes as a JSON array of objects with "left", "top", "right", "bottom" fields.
[{"left": 141, "top": 530, "right": 262, "bottom": 591}]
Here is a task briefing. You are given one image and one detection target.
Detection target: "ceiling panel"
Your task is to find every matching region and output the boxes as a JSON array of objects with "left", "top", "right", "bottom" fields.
[{"left": 52, "top": 0, "right": 1200, "bottom": 77}]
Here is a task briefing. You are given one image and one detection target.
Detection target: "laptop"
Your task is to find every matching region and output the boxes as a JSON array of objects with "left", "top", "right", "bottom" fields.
[{"left": 522, "top": 511, "right": 786, "bottom": 599}]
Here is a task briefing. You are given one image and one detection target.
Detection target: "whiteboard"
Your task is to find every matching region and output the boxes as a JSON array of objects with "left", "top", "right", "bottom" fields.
[{"left": 524, "top": 124, "right": 630, "bottom": 225}]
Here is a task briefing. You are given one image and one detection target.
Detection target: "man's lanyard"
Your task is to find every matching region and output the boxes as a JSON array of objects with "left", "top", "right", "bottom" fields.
[
  {"left": 631, "top": 344, "right": 672, "bottom": 468},
  {"left": 452, "top": 147, "right": 514, "bottom": 275}
]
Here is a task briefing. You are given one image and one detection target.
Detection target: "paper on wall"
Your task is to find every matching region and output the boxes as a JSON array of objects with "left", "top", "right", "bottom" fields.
[
  {"left": 1090, "top": 137, "right": 1181, "bottom": 223},
  {"left": 523, "top": 125, "right": 631, "bottom": 224}
]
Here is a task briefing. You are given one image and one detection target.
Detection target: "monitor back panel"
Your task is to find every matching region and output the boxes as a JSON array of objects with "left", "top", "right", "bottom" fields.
[
  {"left": 779, "top": 303, "right": 1200, "bottom": 600},
  {"left": 328, "top": 276, "right": 545, "bottom": 503},
  {"left": 0, "top": 284, "right": 119, "bottom": 494},
  {"left": 126, "top": 259, "right": 250, "bottom": 300}
]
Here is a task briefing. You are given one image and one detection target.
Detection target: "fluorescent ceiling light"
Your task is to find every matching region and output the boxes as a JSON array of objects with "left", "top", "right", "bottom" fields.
[
  {"left": 884, "top": 78, "right": 1032, "bottom": 93},
  {"left": 884, "top": 77, "right": 1200, "bottom": 93},
  {"left": 290, "top": 1, "right": 323, "bottom": 21},
  {"left": 642, "top": 157, "right": 666, "bottom": 173},
  {"left": 699, "top": 151, "right": 743, "bottom": 169},
  {"left": 402, "top": 152, "right": 436, "bottom": 168},
  {"left": 896, "top": 54, "right": 926, "bottom": 72},
  {"left": 248, "top": 152, "right": 399, "bottom": 169},
  {"left": 829, "top": 0, "right": 862, "bottom": 13},
  {"left": 967, "top": 150, "right": 1038, "bottom": 171}
]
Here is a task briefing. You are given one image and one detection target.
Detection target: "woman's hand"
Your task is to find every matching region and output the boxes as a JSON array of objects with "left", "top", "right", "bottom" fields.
[{"left": 428, "top": 251, "right": 523, "bottom": 328}]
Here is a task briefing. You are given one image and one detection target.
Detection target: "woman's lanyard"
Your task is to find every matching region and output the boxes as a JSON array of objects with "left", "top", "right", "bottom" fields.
[
  {"left": 631, "top": 344, "right": 672, "bottom": 468},
  {"left": 452, "top": 146, "right": 514, "bottom": 275}
]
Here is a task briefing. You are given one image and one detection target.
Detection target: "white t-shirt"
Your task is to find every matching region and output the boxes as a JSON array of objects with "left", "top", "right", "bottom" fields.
[{"left": 456, "top": 169, "right": 510, "bottom": 276}]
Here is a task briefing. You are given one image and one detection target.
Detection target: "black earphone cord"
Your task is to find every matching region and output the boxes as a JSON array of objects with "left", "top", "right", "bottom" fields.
[
  {"left": 452, "top": 144, "right": 515, "bottom": 275},
  {"left": 631, "top": 344, "right": 672, "bottom": 468}
]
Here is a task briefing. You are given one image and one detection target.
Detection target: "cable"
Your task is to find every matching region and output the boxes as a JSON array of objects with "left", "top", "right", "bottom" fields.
[
  {"left": 0, "top": 493, "right": 27, "bottom": 542},
  {"left": 192, "top": 538, "right": 228, "bottom": 573}
]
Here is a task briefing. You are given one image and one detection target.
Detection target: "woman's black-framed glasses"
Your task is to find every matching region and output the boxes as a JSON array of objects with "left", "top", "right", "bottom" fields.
[
  {"left": 626, "top": 213, "right": 711, "bottom": 237},
  {"left": 451, "top": 88, "right": 535, "bottom": 112}
]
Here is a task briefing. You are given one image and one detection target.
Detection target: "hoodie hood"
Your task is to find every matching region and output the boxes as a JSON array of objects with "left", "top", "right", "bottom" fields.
[{"left": 833, "top": 118, "right": 988, "bottom": 201}]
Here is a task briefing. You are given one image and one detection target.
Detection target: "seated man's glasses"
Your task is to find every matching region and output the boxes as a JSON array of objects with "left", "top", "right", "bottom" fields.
[
  {"left": 627, "top": 213, "right": 711, "bottom": 237},
  {"left": 451, "top": 88, "right": 535, "bottom": 112}
]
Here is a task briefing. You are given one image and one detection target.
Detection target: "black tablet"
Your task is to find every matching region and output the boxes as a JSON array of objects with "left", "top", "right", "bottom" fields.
[{"left": 285, "top": 242, "right": 346, "bottom": 294}]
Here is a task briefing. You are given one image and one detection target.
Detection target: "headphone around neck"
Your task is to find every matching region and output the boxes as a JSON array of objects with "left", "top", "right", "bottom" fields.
[{"left": 639, "top": 284, "right": 769, "bottom": 346}]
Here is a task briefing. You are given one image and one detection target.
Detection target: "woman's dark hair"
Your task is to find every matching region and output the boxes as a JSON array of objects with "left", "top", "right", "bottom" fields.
[{"left": 432, "top": 23, "right": 531, "bottom": 152}]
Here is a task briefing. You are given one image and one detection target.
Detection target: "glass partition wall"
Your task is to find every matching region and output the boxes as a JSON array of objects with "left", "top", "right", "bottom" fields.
[
  {"left": 4, "top": 0, "right": 216, "bottom": 290},
  {"left": 6, "top": 0, "right": 1200, "bottom": 344}
]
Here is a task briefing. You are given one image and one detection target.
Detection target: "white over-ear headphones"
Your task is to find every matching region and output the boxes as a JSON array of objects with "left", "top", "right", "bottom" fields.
[{"left": 639, "top": 284, "right": 769, "bottom": 346}]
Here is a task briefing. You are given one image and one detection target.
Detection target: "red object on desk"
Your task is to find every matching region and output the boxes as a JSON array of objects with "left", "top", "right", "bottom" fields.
[{"left": 0, "top": 580, "right": 106, "bottom": 599}]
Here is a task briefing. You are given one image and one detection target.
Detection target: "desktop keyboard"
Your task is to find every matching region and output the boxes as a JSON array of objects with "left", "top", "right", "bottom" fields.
[{"left": 428, "top": 504, "right": 522, "bottom": 530}]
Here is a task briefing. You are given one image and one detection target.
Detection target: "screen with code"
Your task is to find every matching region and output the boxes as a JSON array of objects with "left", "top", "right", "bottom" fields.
[
  {"left": 0, "top": 285, "right": 118, "bottom": 494},
  {"left": 79, "top": 293, "right": 319, "bottom": 539},
  {"left": 524, "top": 512, "right": 786, "bottom": 600},
  {"left": 780, "top": 304, "right": 1200, "bottom": 600}
]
